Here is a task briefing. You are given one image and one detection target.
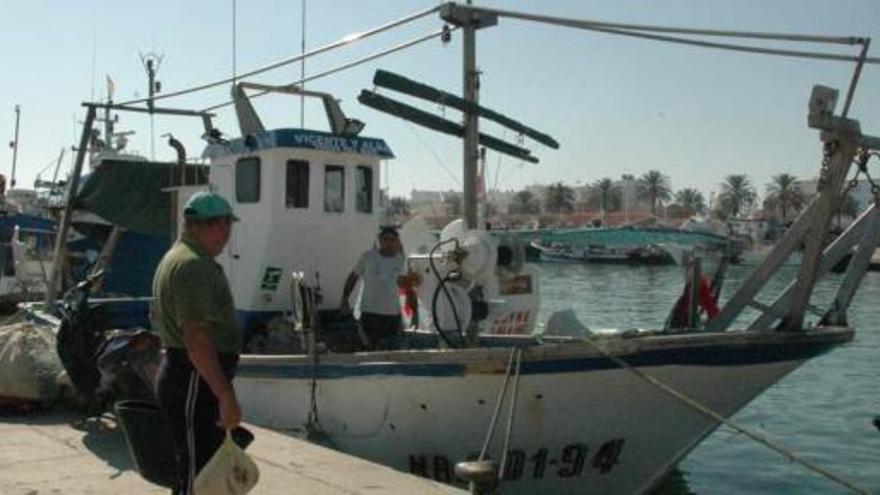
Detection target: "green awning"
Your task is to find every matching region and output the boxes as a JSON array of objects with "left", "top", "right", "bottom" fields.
[{"left": 75, "top": 159, "right": 208, "bottom": 235}]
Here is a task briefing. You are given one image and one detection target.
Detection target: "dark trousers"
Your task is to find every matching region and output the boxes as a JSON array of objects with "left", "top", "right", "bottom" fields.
[
  {"left": 359, "top": 312, "right": 402, "bottom": 350},
  {"left": 155, "top": 348, "right": 238, "bottom": 495}
]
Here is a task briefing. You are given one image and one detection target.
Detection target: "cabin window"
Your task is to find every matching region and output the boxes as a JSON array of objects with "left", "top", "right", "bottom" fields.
[
  {"left": 286, "top": 160, "right": 309, "bottom": 208},
  {"left": 235, "top": 157, "right": 261, "bottom": 203},
  {"left": 324, "top": 165, "right": 345, "bottom": 213},
  {"left": 355, "top": 165, "right": 373, "bottom": 213}
]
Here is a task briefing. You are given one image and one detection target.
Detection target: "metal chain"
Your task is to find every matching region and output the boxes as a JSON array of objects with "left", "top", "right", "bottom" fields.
[
  {"left": 844, "top": 148, "right": 880, "bottom": 204},
  {"left": 842, "top": 148, "right": 867, "bottom": 197},
  {"left": 867, "top": 152, "right": 880, "bottom": 203},
  {"left": 817, "top": 139, "right": 838, "bottom": 193}
]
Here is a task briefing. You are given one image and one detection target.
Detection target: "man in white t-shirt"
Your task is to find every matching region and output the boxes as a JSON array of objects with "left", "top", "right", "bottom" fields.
[{"left": 340, "top": 226, "right": 417, "bottom": 350}]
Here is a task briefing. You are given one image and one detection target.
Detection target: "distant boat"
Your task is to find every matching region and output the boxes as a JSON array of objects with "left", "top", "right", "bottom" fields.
[
  {"left": 509, "top": 226, "right": 737, "bottom": 262},
  {"left": 530, "top": 240, "right": 674, "bottom": 265},
  {"left": 0, "top": 212, "right": 55, "bottom": 308}
]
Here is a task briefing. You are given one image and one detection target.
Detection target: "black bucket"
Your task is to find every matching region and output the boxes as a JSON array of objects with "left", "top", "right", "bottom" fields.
[{"left": 114, "top": 400, "right": 177, "bottom": 489}]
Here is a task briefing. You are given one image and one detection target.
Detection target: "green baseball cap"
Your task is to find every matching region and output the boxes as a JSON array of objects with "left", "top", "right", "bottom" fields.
[{"left": 183, "top": 191, "right": 239, "bottom": 221}]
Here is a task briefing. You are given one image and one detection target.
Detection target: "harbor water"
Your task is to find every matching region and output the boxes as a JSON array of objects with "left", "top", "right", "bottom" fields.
[{"left": 534, "top": 262, "right": 880, "bottom": 494}]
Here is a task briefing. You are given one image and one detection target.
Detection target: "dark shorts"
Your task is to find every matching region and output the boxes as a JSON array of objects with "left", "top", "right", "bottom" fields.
[
  {"left": 155, "top": 348, "right": 238, "bottom": 495},
  {"left": 360, "top": 312, "right": 402, "bottom": 350}
]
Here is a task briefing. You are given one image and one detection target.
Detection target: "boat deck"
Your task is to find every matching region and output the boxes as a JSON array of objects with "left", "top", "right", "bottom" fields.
[{"left": 0, "top": 409, "right": 464, "bottom": 494}]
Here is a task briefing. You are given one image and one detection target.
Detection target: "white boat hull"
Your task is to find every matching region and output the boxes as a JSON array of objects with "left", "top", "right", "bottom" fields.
[{"left": 235, "top": 328, "right": 850, "bottom": 494}]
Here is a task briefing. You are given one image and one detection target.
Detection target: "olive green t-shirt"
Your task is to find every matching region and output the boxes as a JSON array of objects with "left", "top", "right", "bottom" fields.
[{"left": 151, "top": 233, "right": 242, "bottom": 354}]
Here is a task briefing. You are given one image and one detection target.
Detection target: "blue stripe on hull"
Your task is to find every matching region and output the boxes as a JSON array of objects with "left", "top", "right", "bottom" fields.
[{"left": 238, "top": 339, "right": 839, "bottom": 380}]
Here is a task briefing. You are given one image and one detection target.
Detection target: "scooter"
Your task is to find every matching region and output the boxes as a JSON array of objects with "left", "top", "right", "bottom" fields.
[{"left": 55, "top": 270, "right": 160, "bottom": 411}]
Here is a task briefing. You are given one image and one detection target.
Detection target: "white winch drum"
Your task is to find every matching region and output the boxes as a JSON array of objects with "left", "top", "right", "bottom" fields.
[
  {"left": 457, "top": 230, "right": 497, "bottom": 282},
  {"left": 438, "top": 220, "right": 497, "bottom": 283}
]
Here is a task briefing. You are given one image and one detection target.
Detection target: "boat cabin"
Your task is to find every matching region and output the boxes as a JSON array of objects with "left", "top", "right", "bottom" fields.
[{"left": 198, "top": 85, "right": 394, "bottom": 332}]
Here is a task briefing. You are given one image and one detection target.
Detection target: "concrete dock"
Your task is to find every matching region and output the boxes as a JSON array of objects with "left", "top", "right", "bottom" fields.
[{"left": 0, "top": 410, "right": 465, "bottom": 494}]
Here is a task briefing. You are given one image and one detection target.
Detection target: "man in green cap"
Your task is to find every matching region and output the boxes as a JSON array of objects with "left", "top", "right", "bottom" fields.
[{"left": 152, "top": 191, "right": 243, "bottom": 495}]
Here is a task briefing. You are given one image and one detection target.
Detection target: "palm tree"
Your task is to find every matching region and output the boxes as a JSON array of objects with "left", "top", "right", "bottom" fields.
[
  {"left": 764, "top": 173, "right": 808, "bottom": 222},
  {"left": 717, "top": 174, "right": 757, "bottom": 219},
  {"left": 637, "top": 170, "right": 672, "bottom": 215},
  {"left": 673, "top": 188, "right": 706, "bottom": 216},
  {"left": 591, "top": 177, "right": 617, "bottom": 214},
  {"left": 509, "top": 189, "right": 540, "bottom": 214},
  {"left": 544, "top": 182, "right": 575, "bottom": 213}
]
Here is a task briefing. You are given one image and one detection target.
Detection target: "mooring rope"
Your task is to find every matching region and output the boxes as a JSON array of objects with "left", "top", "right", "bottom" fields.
[
  {"left": 497, "top": 346, "right": 523, "bottom": 482},
  {"left": 477, "top": 347, "right": 518, "bottom": 461},
  {"left": 581, "top": 337, "right": 870, "bottom": 494}
]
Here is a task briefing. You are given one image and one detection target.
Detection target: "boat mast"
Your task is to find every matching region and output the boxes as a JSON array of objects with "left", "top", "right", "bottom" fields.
[
  {"left": 10, "top": 104, "right": 20, "bottom": 187},
  {"left": 300, "top": 0, "right": 306, "bottom": 128},
  {"left": 46, "top": 102, "right": 214, "bottom": 304},
  {"left": 46, "top": 105, "right": 96, "bottom": 304},
  {"left": 441, "top": 3, "right": 496, "bottom": 229},
  {"left": 139, "top": 52, "right": 163, "bottom": 160}
]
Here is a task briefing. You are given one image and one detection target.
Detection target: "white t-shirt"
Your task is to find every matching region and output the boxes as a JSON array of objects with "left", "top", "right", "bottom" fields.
[{"left": 354, "top": 248, "right": 405, "bottom": 316}]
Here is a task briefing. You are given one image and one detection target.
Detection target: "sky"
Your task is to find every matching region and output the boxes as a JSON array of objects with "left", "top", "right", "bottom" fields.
[{"left": 1, "top": 0, "right": 879, "bottom": 203}]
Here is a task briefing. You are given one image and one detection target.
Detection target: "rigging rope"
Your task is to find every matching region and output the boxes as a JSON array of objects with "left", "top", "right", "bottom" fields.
[
  {"left": 585, "top": 25, "right": 880, "bottom": 65},
  {"left": 581, "top": 336, "right": 871, "bottom": 495},
  {"left": 465, "top": 5, "right": 878, "bottom": 64},
  {"left": 114, "top": 4, "right": 877, "bottom": 111},
  {"left": 202, "top": 27, "right": 457, "bottom": 112},
  {"left": 475, "top": 5, "right": 865, "bottom": 45},
  {"left": 116, "top": 4, "right": 442, "bottom": 107}
]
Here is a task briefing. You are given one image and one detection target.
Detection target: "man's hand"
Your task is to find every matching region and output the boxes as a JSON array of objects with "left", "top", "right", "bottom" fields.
[
  {"left": 218, "top": 394, "right": 242, "bottom": 430},
  {"left": 397, "top": 271, "right": 422, "bottom": 289},
  {"left": 183, "top": 322, "right": 243, "bottom": 431}
]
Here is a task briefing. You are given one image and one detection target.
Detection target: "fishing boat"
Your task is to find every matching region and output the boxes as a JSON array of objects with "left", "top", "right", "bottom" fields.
[
  {"left": 511, "top": 223, "right": 742, "bottom": 264},
  {"left": 0, "top": 105, "right": 58, "bottom": 306},
  {"left": 24, "top": 3, "right": 880, "bottom": 494},
  {"left": 530, "top": 239, "right": 674, "bottom": 265},
  {"left": 0, "top": 211, "right": 55, "bottom": 307}
]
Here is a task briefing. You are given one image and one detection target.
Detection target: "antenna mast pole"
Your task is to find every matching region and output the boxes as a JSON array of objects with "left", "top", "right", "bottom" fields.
[
  {"left": 232, "top": 0, "right": 237, "bottom": 85},
  {"left": 140, "top": 52, "right": 163, "bottom": 159},
  {"left": 441, "top": 4, "right": 496, "bottom": 229},
  {"left": 10, "top": 104, "right": 20, "bottom": 187},
  {"left": 300, "top": 0, "right": 307, "bottom": 128}
]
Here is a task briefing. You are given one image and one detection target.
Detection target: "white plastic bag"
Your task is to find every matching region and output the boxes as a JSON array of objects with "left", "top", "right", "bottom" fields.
[{"left": 194, "top": 430, "right": 260, "bottom": 495}]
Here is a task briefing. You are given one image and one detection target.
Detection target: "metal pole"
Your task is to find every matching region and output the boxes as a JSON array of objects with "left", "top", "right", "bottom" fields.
[
  {"left": 747, "top": 203, "right": 875, "bottom": 331},
  {"left": 46, "top": 105, "right": 96, "bottom": 304},
  {"left": 232, "top": 0, "right": 237, "bottom": 85},
  {"left": 462, "top": 23, "right": 479, "bottom": 229},
  {"left": 686, "top": 257, "right": 701, "bottom": 329},
  {"left": 11, "top": 105, "right": 20, "bottom": 187},
  {"left": 300, "top": 0, "right": 307, "bottom": 128},
  {"left": 148, "top": 60, "right": 156, "bottom": 160},
  {"left": 821, "top": 203, "right": 880, "bottom": 325},
  {"left": 783, "top": 131, "right": 858, "bottom": 331},
  {"left": 841, "top": 38, "right": 870, "bottom": 118}
]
